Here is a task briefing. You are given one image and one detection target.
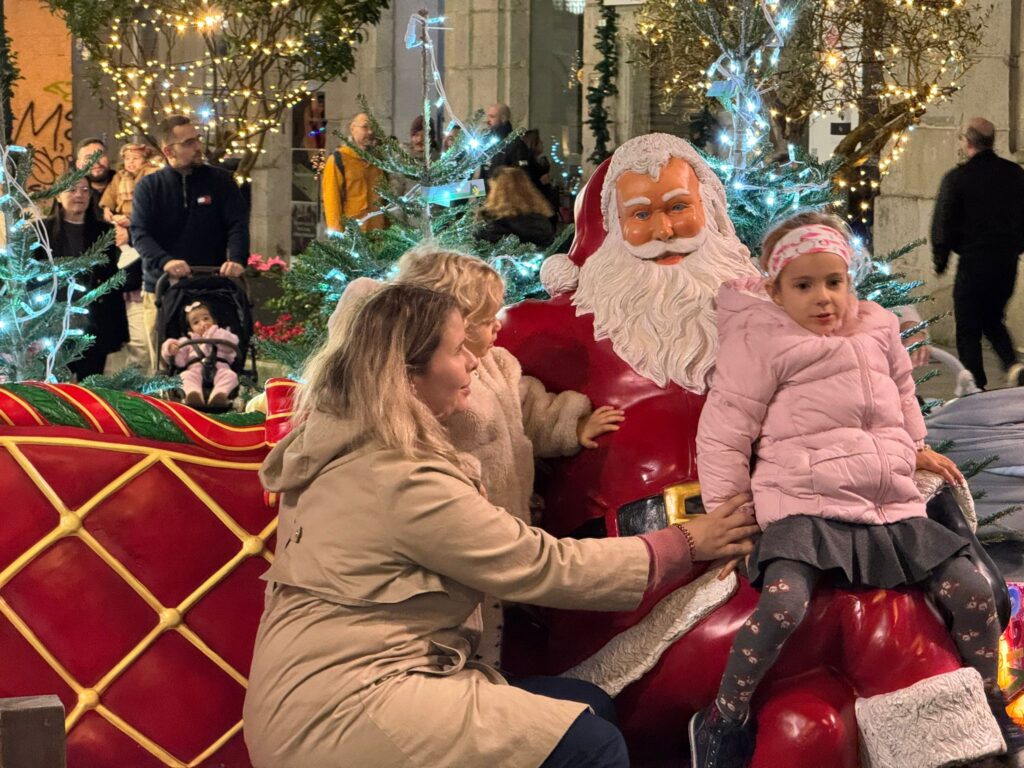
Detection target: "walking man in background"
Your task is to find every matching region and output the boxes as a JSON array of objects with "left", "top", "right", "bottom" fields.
[{"left": 931, "top": 117, "right": 1024, "bottom": 388}]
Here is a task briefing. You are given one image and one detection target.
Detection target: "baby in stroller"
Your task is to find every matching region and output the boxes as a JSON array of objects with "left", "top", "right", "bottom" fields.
[{"left": 161, "top": 300, "right": 239, "bottom": 407}]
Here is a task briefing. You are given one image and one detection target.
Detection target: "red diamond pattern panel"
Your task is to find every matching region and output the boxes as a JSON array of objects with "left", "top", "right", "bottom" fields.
[{"left": 0, "top": 433, "right": 275, "bottom": 767}]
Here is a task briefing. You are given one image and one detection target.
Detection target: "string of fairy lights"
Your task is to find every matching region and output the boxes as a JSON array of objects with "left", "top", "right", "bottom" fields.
[
  {"left": 635, "top": 0, "right": 984, "bottom": 220},
  {"left": 94, "top": 0, "right": 363, "bottom": 183},
  {"left": 0, "top": 145, "right": 88, "bottom": 382}
]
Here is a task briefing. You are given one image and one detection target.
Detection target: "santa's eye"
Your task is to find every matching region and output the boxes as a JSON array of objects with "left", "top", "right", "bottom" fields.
[
  {"left": 669, "top": 202, "right": 688, "bottom": 212},
  {"left": 633, "top": 210, "right": 651, "bottom": 221}
]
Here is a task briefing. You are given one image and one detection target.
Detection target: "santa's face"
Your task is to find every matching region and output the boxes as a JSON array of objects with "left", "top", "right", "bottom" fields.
[
  {"left": 614, "top": 157, "right": 707, "bottom": 266},
  {"left": 572, "top": 152, "right": 760, "bottom": 393}
]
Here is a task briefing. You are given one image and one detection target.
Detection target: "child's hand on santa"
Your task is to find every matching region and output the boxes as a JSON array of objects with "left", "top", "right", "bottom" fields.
[
  {"left": 916, "top": 445, "right": 966, "bottom": 487},
  {"left": 577, "top": 405, "right": 626, "bottom": 448}
]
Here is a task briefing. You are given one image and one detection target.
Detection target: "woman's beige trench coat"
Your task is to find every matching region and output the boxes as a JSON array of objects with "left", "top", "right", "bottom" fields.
[{"left": 243, "top": 410, "right": 651, "bottom": 768}]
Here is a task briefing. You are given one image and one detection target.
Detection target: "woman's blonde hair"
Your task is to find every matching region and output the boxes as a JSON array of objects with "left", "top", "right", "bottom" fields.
[
  {"left": 294, "top": 283, "right": 460, "bottom": 462},
  {"left": 760, "top": 210, "right": 853, "bottom": 272},
  {"left": 397, "top": 246, "right": 505, "bottom": 330},
  {"left": 482, "top": 166, "right": 554, "bottom": 219}
]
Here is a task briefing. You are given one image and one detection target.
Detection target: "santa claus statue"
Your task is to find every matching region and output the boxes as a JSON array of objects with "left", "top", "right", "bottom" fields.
[{"left": 499, "top": 133, "right": 1005, "bottom": 767}]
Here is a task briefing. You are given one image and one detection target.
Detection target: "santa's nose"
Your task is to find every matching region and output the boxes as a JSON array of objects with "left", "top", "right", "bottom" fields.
[{"left": 651, "top": 211, "right": 674, "bottom": 241}]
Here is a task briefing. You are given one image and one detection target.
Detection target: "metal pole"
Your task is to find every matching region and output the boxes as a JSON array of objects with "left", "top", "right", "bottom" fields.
[{"left": 419, "top": 9, "right": 432, "bottom": 236}]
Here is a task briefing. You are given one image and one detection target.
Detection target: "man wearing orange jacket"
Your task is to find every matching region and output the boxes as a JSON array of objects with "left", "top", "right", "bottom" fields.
[{"left": 321, "top": 113, "right": 386, "bottom": 233}]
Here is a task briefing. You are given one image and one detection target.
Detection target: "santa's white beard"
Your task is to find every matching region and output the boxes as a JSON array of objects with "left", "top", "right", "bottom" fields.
[{"left": 573, "top": 225, "right": 760, "bottom": 393}]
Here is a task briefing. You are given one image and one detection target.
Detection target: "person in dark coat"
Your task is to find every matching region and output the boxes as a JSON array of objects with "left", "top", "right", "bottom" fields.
[
  {"left": 75, "top": 137, "right": 115, "bottom": 218},
  {"left": 930, "top": 117, "right": 1024, "bottom": 389},
  {"left": 44, "top": 178, "right": 128, "bottom": 380},
  {"left": 480, "top": 104, "right": 545, "bottom": 192},
  {"left": 475, "top": 166, "right": 555, "bottom": 248}
]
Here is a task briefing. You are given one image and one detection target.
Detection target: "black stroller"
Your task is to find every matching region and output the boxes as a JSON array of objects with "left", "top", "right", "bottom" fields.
[{"left": 154, "top": 267, "right": 258, "bottom": 411}]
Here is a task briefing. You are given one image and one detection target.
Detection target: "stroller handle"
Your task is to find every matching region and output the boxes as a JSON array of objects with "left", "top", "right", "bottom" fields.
[
  {"left": 171, "top": 337, "right": 242, "bottom": 362},
  {"left": 153, "top": 265, "right": 249, "bottom": 307}
]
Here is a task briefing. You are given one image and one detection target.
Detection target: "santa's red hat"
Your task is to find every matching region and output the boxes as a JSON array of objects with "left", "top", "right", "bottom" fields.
[{"left": 540, "top": 158, "right": 610, "bottom": 296}]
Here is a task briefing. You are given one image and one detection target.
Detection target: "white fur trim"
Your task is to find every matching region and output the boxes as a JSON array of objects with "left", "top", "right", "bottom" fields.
[
  {"left": 914, "top": 470, "right": 977, "bottom": 532},
  {"left": 540, "top": 253, "right": 580, "bottom": 297},
  {"left": 561, "top": 569, "right": 737, "bottom": 696},
  {"left": 856, "top": 667, "right": 1004, "bottom": 768}
]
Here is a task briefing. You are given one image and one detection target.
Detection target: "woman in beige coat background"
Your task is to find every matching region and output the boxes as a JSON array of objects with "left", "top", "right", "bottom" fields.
[{"left": 243, "top": 283, "right": 759, "bottom": 768}]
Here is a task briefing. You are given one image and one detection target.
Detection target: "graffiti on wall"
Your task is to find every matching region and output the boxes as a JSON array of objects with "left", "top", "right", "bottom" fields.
[
  {"left": 8, "top": 3, "right": 73, "bottom": 193},
  {"left": 12, "top": 81, "right": 74, "bottom": 191}
]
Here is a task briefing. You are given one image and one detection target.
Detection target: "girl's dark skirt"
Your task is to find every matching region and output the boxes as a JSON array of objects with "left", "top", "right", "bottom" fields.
[{"left": 746, "top": 514, "right": 970, "bottom": 589}]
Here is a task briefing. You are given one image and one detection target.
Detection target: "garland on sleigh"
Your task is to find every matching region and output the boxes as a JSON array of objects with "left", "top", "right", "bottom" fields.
[{"left": 0, "top": 382, "right": 266, "bottom": 450}]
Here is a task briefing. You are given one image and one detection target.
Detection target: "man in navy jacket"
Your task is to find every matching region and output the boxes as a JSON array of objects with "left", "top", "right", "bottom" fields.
[{"left": 131, "top": 115, "right": 249, "bottom": 357}]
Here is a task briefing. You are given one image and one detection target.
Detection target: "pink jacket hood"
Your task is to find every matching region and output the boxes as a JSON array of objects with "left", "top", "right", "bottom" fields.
[{"left": 697, "top": 278, "right": 927, "bottom": 529}]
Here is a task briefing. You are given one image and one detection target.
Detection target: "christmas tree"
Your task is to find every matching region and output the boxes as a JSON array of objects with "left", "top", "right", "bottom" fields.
[
  {"left": 0, "top": 143, "right": 124, "bottom": 383},
  {"left": 259, "top": 12, "right": 572, "bottom": 372}
]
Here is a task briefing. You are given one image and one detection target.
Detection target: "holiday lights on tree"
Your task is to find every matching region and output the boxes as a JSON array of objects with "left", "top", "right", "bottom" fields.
[
  {"left": 258, "top": 12, "right": 572, "bottom": 372},
  {"left": 0, "top": 145, "right": 123, "bottom": 382},
  {"left": 635, "top": 0, "right": 987, "bottom": 182},
  {"left": 46, "top": 0, "right": 389, "bottom": 182}
]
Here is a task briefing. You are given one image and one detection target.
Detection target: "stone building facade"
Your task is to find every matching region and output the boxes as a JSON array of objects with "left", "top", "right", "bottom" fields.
[{"left": 59, "top": 0, "right": 1024, "bottom": 361}]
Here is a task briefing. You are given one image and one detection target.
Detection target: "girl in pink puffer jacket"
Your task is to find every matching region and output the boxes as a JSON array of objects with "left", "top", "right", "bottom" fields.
[{"left": 688, "top": 213, "right": 1011, "bottom": 768}]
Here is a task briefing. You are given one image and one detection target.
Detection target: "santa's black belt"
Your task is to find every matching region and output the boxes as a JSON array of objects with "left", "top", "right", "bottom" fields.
[{"left": 617, "top": 482, "right": 704, "bottom": 537}]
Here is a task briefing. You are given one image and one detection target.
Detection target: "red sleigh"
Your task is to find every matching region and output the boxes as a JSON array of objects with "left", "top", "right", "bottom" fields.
[
  {"left": 0, "top": 381, "right": 293, "bottom": 767},
  {"left": 0, "top": 381, "right": 1011, "bottom": 766}
]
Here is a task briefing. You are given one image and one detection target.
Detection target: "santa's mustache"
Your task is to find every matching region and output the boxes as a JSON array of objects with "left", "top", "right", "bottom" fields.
[{"left": 623, "top": 230, "right": 708, "bottom": 261}]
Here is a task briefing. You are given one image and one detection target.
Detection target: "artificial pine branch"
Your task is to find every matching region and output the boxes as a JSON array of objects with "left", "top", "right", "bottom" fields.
[{"left": 82, "top": 366, "right": 181, "bottom": 395}]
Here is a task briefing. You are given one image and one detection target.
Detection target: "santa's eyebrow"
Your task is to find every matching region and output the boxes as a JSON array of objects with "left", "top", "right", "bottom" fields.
[
  {"left": 622, "top": 196, "right": 652, "bottom": 207},
  {"left": 662, "top": 188, "right": 691, "bottom": 201}
]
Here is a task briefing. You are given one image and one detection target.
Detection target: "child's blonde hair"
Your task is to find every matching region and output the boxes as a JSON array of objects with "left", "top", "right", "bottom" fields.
[
  {"left": 396, "top": 246, "right": 505, "bottom": 330},
  {"left": 760, "top": 211, "right": 853, "bottom": 273}
]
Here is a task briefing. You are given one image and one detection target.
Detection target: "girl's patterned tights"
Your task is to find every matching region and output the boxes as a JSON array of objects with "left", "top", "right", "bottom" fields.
[{"left": 715, "top": 555, "right": 999, "bottom": 722}]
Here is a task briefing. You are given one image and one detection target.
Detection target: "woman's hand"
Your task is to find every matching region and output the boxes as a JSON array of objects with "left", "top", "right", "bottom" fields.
[
  {"left": 917, "top": 446, "right": 966, "bottom": 487},
  {"left": 577, "top": 406, "right": 626, "bottom": 449},
  {"left": 683, "top": 493, "right": 760, "bottom": 579}
]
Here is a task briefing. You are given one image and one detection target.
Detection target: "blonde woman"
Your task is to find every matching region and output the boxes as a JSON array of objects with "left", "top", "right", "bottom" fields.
[
  {"left": 477, "top": 166, "right": 556, "bottom": 247},
  {"left": 243, "top": 282, "right": 759, "bottom": 768},
  {"left": 329, "top": 248, "right": 624, "bottom": 666}
]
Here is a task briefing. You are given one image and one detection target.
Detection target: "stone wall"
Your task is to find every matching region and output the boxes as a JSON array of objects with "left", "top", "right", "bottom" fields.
[
  {"left": 873, "top": 0, "right": 1024, "bottom": 351},
  {"left": 442, "top": 0, "right": 531, "bottom": 128}
]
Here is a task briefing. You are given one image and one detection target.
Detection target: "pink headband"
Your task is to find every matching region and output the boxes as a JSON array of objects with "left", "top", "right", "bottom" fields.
[{"left": 766, "top": 225, "right": 853, "bottom": 278}]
